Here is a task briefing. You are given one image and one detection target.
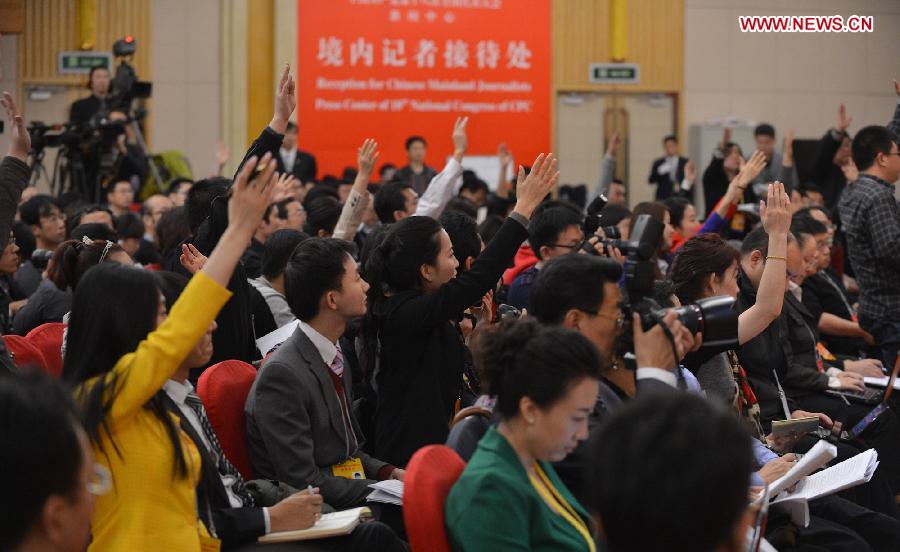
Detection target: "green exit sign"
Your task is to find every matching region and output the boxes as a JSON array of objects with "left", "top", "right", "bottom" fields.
[
  {"left": 58, "top": 51, "right": 112, "bottom": 75},
  {"left": 589, "top": 63, "right": 640, "bottom": 84}
]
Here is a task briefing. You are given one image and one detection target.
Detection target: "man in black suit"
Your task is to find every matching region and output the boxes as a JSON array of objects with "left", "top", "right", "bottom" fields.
[
  {"left": 69, "top": 66, "right": 111, "bottom": 126},
  {"left": 648, "top": 134, "right": 695, "bottom": 201},
  {"left": 277, "top": 122, "right": 318, "bottom": 185}
]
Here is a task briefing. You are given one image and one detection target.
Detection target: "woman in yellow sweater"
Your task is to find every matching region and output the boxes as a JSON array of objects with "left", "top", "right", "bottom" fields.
[{"left": 62, "top": 152, "right": 279, "bottom": 551}]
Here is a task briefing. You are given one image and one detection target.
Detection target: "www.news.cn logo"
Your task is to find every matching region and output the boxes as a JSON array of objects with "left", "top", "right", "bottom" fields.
[{"left": 739, "top": 15, "right": 874, "bottom": 33}]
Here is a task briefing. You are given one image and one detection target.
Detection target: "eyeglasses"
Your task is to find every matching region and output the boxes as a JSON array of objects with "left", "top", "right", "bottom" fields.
[
  {"left": 595, "top": 311, "right": 626, "bottom": 330},
  {"left": 549, "top": 240, "right": 585, "bottom": 251},
  {"left": 87, "top": 463, "right": 112, "bottom": 496}
]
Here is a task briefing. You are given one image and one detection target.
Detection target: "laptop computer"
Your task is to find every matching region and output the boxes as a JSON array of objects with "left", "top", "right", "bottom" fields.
[{"left": 840, "top": 356, "right": 900, "bottom": 440}]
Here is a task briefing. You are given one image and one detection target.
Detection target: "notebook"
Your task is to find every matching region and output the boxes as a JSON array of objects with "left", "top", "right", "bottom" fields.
[{"left": 258, "top": 506, "right": 372, "bottom": 543}]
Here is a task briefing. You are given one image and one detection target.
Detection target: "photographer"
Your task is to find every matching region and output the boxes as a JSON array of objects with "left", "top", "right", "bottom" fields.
[
  {"left": 69, "top": 66, "right": 110, "bottom": 126},
  {"left": 528, "top": 253, "right": 695, "bottom": 498}
]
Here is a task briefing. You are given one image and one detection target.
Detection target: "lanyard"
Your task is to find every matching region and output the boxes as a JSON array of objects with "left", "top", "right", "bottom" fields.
[
  {"left": 819, "top": 272, "right": 855, "bottom": 319},
  {"left": 772, "top": 369, "right": 793, "bottom": 421},
  {"left": 528, "top": 463, "right": 596, "bottom": 552}
]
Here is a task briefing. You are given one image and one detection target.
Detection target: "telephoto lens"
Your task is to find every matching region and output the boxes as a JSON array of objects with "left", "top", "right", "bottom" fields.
[{"left": 671, "top": 295, "right": 738, "bottom": 348}]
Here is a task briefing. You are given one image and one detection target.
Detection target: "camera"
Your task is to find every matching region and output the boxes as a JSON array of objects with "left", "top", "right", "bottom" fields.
[
  {"left": 497, "top": 304, "right": 522, "bottom": 321},
  {"left": 620, "top": 214, "right": 739, "bottom": 351},
  {"left": 31, "top": 249, "right": 54, "bottom": 272}
]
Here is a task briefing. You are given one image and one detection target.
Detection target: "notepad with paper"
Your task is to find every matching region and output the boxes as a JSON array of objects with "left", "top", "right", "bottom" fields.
[
  {"left": 258, "top": 506, "right": 372, "bottom": 543},
  {"left": 768, "top": 440, "right": 878, "bottom": 526},
  {"left": 366, "top": 479, "right": 404, "bottom": 506}
]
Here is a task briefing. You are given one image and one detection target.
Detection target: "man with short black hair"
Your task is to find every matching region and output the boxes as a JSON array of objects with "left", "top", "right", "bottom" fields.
[
  {"left": 277, "top": 121, "right": 318, "bottom": 184},
  {"left": 245, "top": 238, "right": 403, "bottom": 512},
  {"left": 586, "top": 393, "right": 753, "bottom": 552},
  {"left": 838, "top": 93, "right": 900, "bottom": 369},
  {"left": 17, "top": 195, "right": 66, "bottom": 296},
  {"left": 752, "top": 123, "right": 796, "bottom": 190},
  {"left": 440, "top": 211, "right": 483, "bottom": 273},
  {"left": 395, "top": 135, "right": 438, "bottom": 195},
  {"left": 249, "top": 229, "right": 308, "bottom": 327},
  {"left": 105, "top": 179, "right": 134, "bottom": 217},
  {"left": 507, "top": 201, "right": 584, "bottom": 310},
  {"left": 648, "top": 134, "right": 694, "bottom": 200}
]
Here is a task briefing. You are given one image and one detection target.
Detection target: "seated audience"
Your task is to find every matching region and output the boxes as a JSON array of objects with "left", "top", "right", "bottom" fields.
[
  {"left": 0, "top": 231, "right": 26, "bottom": 333},
  {"left": 167, "top": 178, "right": 194, "bottom": 207},
  {"left": 445, "top": 319, "right": 601, "bottom": 551},
  {"left": 114, "top": 212, "right": 145, "bottom": 260},
  {"left": 104, "top": 179, "right": 134, "bottom": 218}
]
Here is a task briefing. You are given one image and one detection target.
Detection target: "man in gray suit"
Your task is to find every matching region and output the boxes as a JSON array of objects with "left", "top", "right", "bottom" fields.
[{"left": 245, "top": 238, "right": 403, "bottom": 511}]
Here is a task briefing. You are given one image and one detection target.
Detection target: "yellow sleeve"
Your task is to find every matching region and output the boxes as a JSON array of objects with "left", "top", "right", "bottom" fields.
[{"left": 85, "top": 271, "right": 232, "bottom": 426}]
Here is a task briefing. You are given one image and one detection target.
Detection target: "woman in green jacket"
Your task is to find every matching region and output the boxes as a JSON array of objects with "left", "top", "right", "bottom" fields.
[{"left": 445, "top": 319, "right": 601, "bottom": 552}]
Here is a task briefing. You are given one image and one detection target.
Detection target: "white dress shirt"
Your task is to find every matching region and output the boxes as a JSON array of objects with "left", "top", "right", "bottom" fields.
[{"left": 279, "top": 147, "right": 297, "bottom": 174}]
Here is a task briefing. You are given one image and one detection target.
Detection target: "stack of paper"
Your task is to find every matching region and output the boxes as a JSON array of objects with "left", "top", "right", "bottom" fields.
[
  {"left": 863, "top": 376, "right": 900, "bottom": 390},
  {"left": 366, "top": 479, "right": 404, "bottom": 506},
  {"left": 769, "top": 440, "right": 837, "bottom": 497},
  {"left": 772, "top": 448, "right": 879, "bottom": 526},
  {"left": 256, "top": 320, "right": 300, "bottom": 357}
]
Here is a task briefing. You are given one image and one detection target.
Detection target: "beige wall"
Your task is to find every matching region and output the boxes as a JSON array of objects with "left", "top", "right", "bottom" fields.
[
  {"left": 685, "top": 0, "right": 900, "bottom": 139},
  {"left": 0, "top": 35, "right": 17, "bottom": 160},
  {"left": 151, "top": 0, "right": 221, "bottom": 179}
]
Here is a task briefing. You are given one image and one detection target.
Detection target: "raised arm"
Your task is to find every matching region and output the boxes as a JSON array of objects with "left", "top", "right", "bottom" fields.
[
  {"left": 496, "top": 143, "right": 512, "bottom": 199},
  {"left": 779, "top": 129, "right": 795, "bottom": 192},
  {"left": 809, "top": 104, "right": 850, "bottom": 185},
  {"left": 737, "top": 181, "right": 790, "bottom": 345},
  {"left": 333, "top": 139, "right": 379, "bottom": 240},
  {"left": 887, "top": 80, "right": 900, "bottom": 139},
  {"left": 415, "top": 117, "right": 467, "bottom": 219},
  {"left": 594, "top": 132, "right": 619, "bottom": 201},
  {"left": 234, "top": 64, "right": 296, "bottom": 179},
  {"left": 0, "top": 92, "right": 31, "bottom": 251},
  {"left": 399, "top": 154, "right": 558, "bottom": 332}
]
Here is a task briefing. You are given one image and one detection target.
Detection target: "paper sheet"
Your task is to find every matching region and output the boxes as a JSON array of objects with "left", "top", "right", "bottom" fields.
[
  {"left": 256, "top": 320, "right": 299, "bottom": 357},
  {"left": 768, "top": 440, "right": 837, "bottom": 497}
]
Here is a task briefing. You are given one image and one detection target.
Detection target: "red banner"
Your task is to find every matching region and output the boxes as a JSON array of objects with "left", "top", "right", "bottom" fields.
[{"left": 296, "top": 0, "right": 551, "bottom": 179}]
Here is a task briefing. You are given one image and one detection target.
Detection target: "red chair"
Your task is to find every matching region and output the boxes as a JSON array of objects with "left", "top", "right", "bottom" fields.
[
  {"left": 25, "top": 323, "right": 66, "bottom": 378},
  {"left": 196, "top": 360, "right": 257, "bottom": 480},
  {"left": 403, "top": 445, "right": 466, "bottom": 552},
  {"left": 3, "top": 335, "right": 48, "bottom": 373}
]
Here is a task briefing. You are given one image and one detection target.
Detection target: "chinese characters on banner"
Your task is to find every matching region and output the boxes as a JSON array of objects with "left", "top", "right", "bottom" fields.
[{"left": 297, "top": 0, "right": 551, "bottom": 178}]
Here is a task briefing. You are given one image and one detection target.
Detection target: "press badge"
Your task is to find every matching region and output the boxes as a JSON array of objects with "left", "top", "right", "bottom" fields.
[{"left": 332, "top": 457, "right": 365, "bottom": 479}]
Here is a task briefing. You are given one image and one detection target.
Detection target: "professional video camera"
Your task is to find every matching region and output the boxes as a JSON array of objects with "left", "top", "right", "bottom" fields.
[
  {"left": 617, "top": 214, "right": 739, "bottom": 361},
  {"left": 108, "top": 36, "right": 152, "bottom": 112},
  {"left": 581, "top": 194, "right": 626, "bottom": 255}
]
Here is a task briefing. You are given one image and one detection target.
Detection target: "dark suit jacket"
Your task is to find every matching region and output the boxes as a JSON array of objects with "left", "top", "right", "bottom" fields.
[
  {"left": 277, "top": 149, "right": 317, "bottom": 184},
  {"left": 648, "top": 155, "right": 688, "bottom": 200},
  {"left": 160, "top": 394, "right": 266, "bottom": 550},
  {"left": 245, "top": 328, "right": 389, "bottom": 510}
]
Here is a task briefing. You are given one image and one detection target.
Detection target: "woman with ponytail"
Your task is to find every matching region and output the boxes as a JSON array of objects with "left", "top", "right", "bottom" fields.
[
  {"left": 363, "top": 153, "right": 559, "bottom": 467},
  {"left": 445, "top": 318, "right": 602, "bottom": 551}
]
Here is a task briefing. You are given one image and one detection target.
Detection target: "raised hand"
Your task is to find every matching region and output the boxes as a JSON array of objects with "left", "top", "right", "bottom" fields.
[
  {"left": 737, "top": 150, "right": 766, "bottom": 188},
  {"left": 685, "top": 159, "right": 697, "bottom": 184},
  {"left": 837, "top": 103, "right": 852, "bottom": 132},
  {"left": 179, "top": 243, "right": 208, "bottom": 274},
  {"left": 357, "top": 138, "right": 380, "bottom": 177},
  {"left": 498, "top": 143, "right": 512, "bottom": 167},
  {"left": 270, "top": 64, "right": 297, "bottom": 133},
  {"left": 759, "top": 181, "right": 791, "bottom": 237},
  {"left": 1, "top": 92, "right": 31, "bottom": 162},
  {"left": 783, "top": 129, "right": 795, "bottom": 165},
  {"left": 894, "top": 79, "right": 900, "bottom": 98},
  {"left": 274, "top": 172, "right": 298, "bottom": 201},
  {"left": 841, "top": 159, "right": 859, "bottom": 182},
  {"left": 229, "top": 152, "right": 279, "bottom": 236},
  {"left": 452, "top": 116, "right": 468, "bottom": 162},
  {"left": 720, "top": 127, "right": 732, "bottom": 150},
  {"left": 215, "top": 140, "right": 230, "bottom": 169},
  {"left": 513, "top": 153, "right": 559, "bottom": 219},
  {"left": 606, "top": 131, "right": 621, "bottom": 158}
]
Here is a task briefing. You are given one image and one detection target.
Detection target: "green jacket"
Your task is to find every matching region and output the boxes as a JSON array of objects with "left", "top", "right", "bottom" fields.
[{"left": 445, "top": 426, "right": 596, "bottom": 551}]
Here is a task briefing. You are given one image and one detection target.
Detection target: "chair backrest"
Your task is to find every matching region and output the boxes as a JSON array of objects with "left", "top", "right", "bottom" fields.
[
  {"left": 403, "top": 445, "right": 466, "bottom": 552},
  {"left": 196, "top": 360, "right": 257, "bottom": 479},
  {"left": 25, "top": 323, "right": 66, "bottom": 378},
  {"left": 445, "top": 414, "right": 491, "bottom": 463},
  {"left": 3, "top": 335, "right": 48, "bottom": 373}
]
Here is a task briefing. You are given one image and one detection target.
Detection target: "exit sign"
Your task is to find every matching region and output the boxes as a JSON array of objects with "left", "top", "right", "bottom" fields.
[
  {"left": 58, "top": 51, "right": 112, "bottom": 75},
  {"left": 589, "top": 63, "right": 640, "bottom": 84}
]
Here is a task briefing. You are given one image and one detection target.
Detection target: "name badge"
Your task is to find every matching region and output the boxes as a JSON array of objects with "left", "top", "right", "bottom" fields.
[{"left": 332, "top": 457, "right": 365, "bottom": 479}]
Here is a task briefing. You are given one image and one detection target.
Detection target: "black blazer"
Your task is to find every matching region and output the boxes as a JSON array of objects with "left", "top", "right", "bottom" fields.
[
  {"left": 372, "top": 217, "right": 529, "bottom": 467},
  {"left": 161, "top": 394, "right": 266, "bottom": 550},
  {"left": 648, "top": 156, "right": 688, "bottom": 200},
  {"left": 277, "top": 149, "right": 317, "bottom": 184}
]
